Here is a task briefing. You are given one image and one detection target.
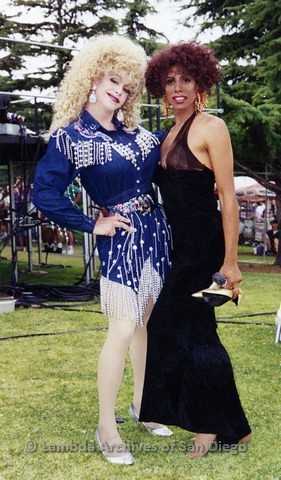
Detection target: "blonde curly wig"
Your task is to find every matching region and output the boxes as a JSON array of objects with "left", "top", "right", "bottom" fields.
[{"left": 49, "top": 34, "right": 147, "bottom": 134}]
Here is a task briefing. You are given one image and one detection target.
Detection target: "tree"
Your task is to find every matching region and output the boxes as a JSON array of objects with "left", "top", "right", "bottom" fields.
[
  {"left": 179, "top": 0, "right": 281, "bottom": 265},
  {"left": 0, "top": 0, "right": 167, "bottom": 90},
  {"left": 121, "top": 0, "right": 167, "bottom": 55},
  {"left": 0, "top": 0, "right": 122, "bottom": 92},
  {"left": 0, "top": 0, "right": 166, "bottom": 131}
]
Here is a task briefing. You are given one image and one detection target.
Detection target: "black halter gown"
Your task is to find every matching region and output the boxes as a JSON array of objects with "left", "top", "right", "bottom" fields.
[{"left": 139, "top": 113, "right": 251, "bottom": 445}]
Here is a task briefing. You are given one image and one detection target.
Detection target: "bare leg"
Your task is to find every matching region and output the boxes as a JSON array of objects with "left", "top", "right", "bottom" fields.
[
  {"left": 129, "top": 297, "right": 169, "bottom": 430},
  {"left": 129, "top": 297, "right": 153, "bottom": 413},
  {"left": 97, "top": 317, "right": 136, "bottom": 454}
]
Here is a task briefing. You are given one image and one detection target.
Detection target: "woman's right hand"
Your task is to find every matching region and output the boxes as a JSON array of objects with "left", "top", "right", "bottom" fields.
[{"left": 93, "top": 211, "right": 133, "bottom": 237}]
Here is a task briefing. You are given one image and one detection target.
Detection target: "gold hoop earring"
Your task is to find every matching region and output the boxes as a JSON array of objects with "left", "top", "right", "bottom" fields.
[
  {"left": 162, "top": 96, "right": 170, "bottom": 117},
  {"left": 195, "top": 92, "right": 208, "bottom": 114}
]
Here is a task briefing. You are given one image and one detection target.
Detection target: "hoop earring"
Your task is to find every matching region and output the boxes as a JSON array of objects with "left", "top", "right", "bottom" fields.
[
  {"left": 117, "top": 109, "right": 124, "bottom": 122},
  {"left": 89, "top": 86, "right": 97, "bottom": 104},
  {"left": 195, "top": 92, "right": 208, "bottom": 114},
  {"left": 162, "top": 96, "right": 170, "bottom": 117}
]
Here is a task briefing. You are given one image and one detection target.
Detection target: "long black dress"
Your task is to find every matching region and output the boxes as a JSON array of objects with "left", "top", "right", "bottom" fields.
[{"left": 139, "top": 113, "right": 251, "bottom": 445}]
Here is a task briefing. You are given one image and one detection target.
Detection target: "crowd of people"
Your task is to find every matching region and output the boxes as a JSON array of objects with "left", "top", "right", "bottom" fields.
[
  {"left": 238, "top": 199, "right": 280, "bottom": 254},
  {"left": 0, "top": 178, "right": 78, "bottom": 254}
]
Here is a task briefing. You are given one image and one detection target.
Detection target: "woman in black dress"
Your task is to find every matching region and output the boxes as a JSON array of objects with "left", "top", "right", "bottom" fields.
[{"left": 139, "top": 40, "right": 252, "bottom": 457}]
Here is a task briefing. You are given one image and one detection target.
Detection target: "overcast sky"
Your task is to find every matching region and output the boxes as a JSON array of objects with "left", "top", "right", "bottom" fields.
[
  {"left": 146, "top": 0, "right": 196, "bottom": 42},
  {"left": 146, "top": 0, "right": 218, "bottom": 43}
]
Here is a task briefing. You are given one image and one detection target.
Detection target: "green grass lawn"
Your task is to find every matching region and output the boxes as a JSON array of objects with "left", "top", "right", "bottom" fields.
[{"left": 0, "top": 245, "right": 281, "bottom": 479}]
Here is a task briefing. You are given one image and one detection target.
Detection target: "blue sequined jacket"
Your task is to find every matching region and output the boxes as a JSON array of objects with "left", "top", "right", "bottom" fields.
[{"left": 33, "top": 110, "right": 160, "bottom": 232}]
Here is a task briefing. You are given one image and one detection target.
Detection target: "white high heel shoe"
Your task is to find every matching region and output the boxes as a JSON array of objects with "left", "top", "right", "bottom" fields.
[
  {"left": 95, "top": 429, "right": 134, "bottom": 465},
  {"left": 129, "top": 404, "right": 173, "bottom": 436}
]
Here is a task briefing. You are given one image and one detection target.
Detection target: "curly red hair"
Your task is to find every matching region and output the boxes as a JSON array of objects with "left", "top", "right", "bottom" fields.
[{"left": 146, "top": 40, "right": 221, "bottom": 98}]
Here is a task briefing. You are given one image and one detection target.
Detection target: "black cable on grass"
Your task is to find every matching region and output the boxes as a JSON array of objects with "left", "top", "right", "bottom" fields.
[
  {"left": 26, "top": 302, "right": 102, "bottom": 312},
  {"left": 0, "top": 314, "right": 276, "bottom": 342},
  {"left": 20, "top": 284, "right": 100, "bottom": 302},
  {"left": 16, "top": 301, "right": 103, "bottom": 313},
  {"left": 217, "top": 311, "right": 276, "bottom": 326},
  {"left": 0, "top": 326, "right": 108, "bottom": 341},
  {"left": 218, "top": 312, "right": 276, "bottom": 319},
  {"left": 0, "top": 282, "right": 100, "bottom": 308},
  {"left": 217, "top": 319, "right": 274, "bottom": 326}
]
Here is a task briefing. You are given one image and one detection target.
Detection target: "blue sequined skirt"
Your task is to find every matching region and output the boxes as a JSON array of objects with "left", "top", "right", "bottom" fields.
[{"left": 96, "top": 203, "right": 172, "bottom": 324}]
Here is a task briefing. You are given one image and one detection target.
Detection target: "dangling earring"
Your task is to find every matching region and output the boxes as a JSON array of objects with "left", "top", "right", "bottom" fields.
[
  {"left": 89, "top": 86, "right": 97, "bottom": 104},
  {"left": 117, "top": 109, "right": 124, "bottom": 122},
  {"left": 162, "top": 95, "right": 170, "bottom": 117},
  {"left": 194, "top": 92, "right": 208, "bottom": 114}
]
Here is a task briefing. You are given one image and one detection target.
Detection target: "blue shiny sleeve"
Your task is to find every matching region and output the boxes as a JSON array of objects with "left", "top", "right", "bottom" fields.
[{"left": 33, "top": 135, "right": 96, "bottom": 233}]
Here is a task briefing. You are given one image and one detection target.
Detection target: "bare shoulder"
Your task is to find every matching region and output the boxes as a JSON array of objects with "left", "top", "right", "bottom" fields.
[
  {"left": 199, "top": 112, "right": 228, "bottom": 131},
  {"left": 197, "top": 113, "right": 231, "bottom": 148}
]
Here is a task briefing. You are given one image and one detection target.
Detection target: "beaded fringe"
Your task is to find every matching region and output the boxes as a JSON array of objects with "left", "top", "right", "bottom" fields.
[
  {"left": 53, "top": 126, "right": 159, "bottom": 170},
  {"left": 100, "top": 259, "right": 163, "bottom": 326}
]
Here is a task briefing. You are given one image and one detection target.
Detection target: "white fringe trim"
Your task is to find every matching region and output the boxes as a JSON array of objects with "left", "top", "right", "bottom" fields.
[{"left": 100, "top": 259, "right": 163, "bottom": 326}]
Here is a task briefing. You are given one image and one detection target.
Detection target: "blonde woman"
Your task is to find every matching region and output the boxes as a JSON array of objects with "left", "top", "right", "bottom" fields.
[{"left": 33, "top": 34, "right": 173, "bottom": 466}]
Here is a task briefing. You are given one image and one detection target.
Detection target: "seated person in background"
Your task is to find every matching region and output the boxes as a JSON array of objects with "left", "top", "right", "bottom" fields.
[
  {"left": 14, "top": 177, "right": 28, "bottom": 251},
  {"left": 40, "top": 213, "right": 74, "bottom": 254},
  {"left": 266, "top": 218, "right": 280, "bottom": 255},
  {"left": 0, "top": 197, "right": 9, "bottom": 238},
  {"left": 255, "top": 201, "right": 265, "bottom": 219}
]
